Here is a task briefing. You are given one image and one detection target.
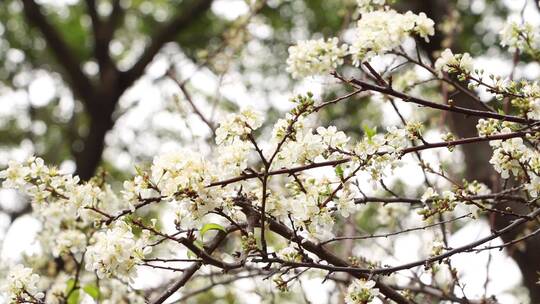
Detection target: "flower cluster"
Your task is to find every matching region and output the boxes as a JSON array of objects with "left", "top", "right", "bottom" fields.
[
  {"left": 419, "top": 181, "right": 490, "bottom": 220},
  {"left": 350, "top": 10, "right": 434, "bottom": 64},
  {"left": 419, "top": 187, "right": 458, "bottom": 219},
  {"left": 405, "top": 121, "right": 424, "bottom": 141},
  {"left": 475, "top": 119, "right": 540, "bottom": 200},
  {"left": 85, "top": 221, "right": 152, "bottom": 281},
  {"left": 286, "top": 38, "right": 348, "bottom": 79},
  {"left": 353, "top": 126, "right": 408, "bottom": 181},
  {"left": 345, "top": 279, "right": 380, "bottom": 304},
  {"left": 499, "top": 21, "right": 538, "bottom": 53},
  {"left": 215, "top": 106, "right": 264, "bottom": 144},
  {"left": 4, "top": 1, "right": 540, "bottom": 303},
  {"left": 52, "top": 229, "right": 87, "bottom": 256},
  {"left": 277, "top": 245, "right": 302, "bottom": 262},
  {"left": 0, "top": 264, "right": 44, "bottom": 303},
  {"left": 272, "top": 125, "right": 348, "bottom": 168},
  {"left": 434, "top": 48, "right": 473, "bottom": 76},
  {"left": 285, "top": 4, "right": 435, "bottom": 77},
  {"left": 45, "top": 276, "right": 68, "bottom": 304},
  {"left": 270, "top": 177, "right": 343, "bottom": 241}
]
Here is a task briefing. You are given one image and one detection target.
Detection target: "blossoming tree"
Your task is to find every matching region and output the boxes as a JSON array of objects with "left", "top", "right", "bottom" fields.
[{"left": 3, "top": 0, "right": 540, "bottom": 303}]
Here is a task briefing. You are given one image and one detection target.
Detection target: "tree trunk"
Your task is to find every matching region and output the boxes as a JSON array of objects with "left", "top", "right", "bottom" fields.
[
  {"left": 448, "top": 91, "right": 540, "bottom": 302},
  {"left": 403, "top": 1, "right": 540, "bottom": 300},
  {"left": 74, "top": 103, "right": 115, "bottom": 181}
]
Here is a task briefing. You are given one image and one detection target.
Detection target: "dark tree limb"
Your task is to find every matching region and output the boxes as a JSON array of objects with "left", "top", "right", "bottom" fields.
[
  {"left": 84, "top": 0, "right": 123, "bottom": 84},
  {"left": 405, "top": 0, "right": 540, "bottom": 301},
  {"left": 150, "top": 226, "right": 231, "bottom": 304},
  {"left": 237, "top": 203, "right": 413, "bottom": 304},
  {"left": 120, "top": 0, "right": 215, "bottom": 91},
  {"left": 20, "top": 0, "right": 94, "bottom": 104}
]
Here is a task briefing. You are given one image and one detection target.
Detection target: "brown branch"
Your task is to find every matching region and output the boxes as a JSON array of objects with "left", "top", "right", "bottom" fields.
[
  {"left": 149, "top": 225, "right": 234, "bottom": 304},
  {"left": 320, "top": 213, "right": 472, "bottom": 245},
  {"left": 208, "top": 129, "right": 537, "bottom": 188},
  {"left": 84, "top": 0, "right": 119, "bottom": 76},
  {"left": 167, "top": 69, "right": 216, "bottom": 136},
  {"left": 336, "top": 73, "right": 532, "bottom": 124},
  {"left": 236, "top": 202, "right": 413, "bottom": 304}
]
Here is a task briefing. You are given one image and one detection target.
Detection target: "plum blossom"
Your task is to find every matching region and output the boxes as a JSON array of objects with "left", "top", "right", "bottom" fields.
[
  {"left": 350, "top": 10, "right": 435, "bottom": 63},
  {"left": 215, "top": 106, "right": 264, "bottom": 144},
  {"left": 499, "top": 21, "right": 538, "bottom": 52},
  {"left": 85, "top": 221, "right": 152, "bottom": 281},
  {"left": 286, "top": 38, "right": 348, "bottom": 79},
  {"left": 0, "top": 264, "right": 44, "bottom": 303},
  {"left": 277, "top": 246, "right": 302, "bottom": 262},
  {"left": 434, "top": 48, "right": 473, "bottom": 75},
  {"left": 345, "top": 279, "right": 380, "bottom": 304}
]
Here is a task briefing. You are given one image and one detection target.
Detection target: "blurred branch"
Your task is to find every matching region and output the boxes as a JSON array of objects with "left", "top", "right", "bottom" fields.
[
  {"left": 392, "top": 284, "right": 490, "bottom": 304},
  {"left": 167, "top": 68, "right": 216, "bottom": 137},
  {"left": 120, "top": 0, "right": 215, "bottom": 91},
  {"left": 20, "top": 0, "right": 94, "bottom": 103},
  {"left": 84, "top": 0, "right": 124, "bottom": 79},
  {"left": 84, "top": 0, "right": 100, "bottom": 29}
]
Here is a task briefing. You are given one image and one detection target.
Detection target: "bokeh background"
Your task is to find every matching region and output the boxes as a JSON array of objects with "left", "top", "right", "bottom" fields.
[{"left": 1, "top": 0, "right": 540, "bottom": 302}]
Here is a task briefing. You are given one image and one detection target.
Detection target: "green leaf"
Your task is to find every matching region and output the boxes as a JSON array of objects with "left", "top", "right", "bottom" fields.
[
  {"left": 65, "top": 279, "right": 80, "bottom": 304},
  {"left": 65, "top": 279, "right": 76, "bottom": 294},
  {"left": 200, "top": 223, "right": 226, "bottom": 241},
  {"left": 67, "top": 290, "right": 79, "bottom": 304},
  {"left": 362, "top": 125, "right": 377, "bottom": 139},
  {"left": 335, "top": 165, "right": 344, "bottom": 179},
  {"left": 83, "top": 284, "right": 100, "bottom": 300}
]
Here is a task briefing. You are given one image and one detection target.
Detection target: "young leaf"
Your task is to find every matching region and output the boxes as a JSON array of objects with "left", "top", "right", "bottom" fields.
[
  {"left": 83, "top": 284, "right": 100, "bottom": 300},
  {"left": 67, "top": 290, "right": 80, "bottom": 304},
  {"left": 200, "top": 223, "right": 226, "bottom": 241},
  {"left": 65, "top": 279, "right": 76, "bottom": 293},
  {"left": 362, "top": 125, "right": 377, "bottom": 139},
  {"left": 335, "top": 165, "right": 344, "bottom": 179}
]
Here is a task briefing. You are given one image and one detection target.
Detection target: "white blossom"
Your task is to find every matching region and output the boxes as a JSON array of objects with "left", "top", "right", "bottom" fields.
[
  {"left": 151, "top": 150, "right": 214, "bottom": 197},
  {"left": 277, "top": 246, "right": 302, "bottom": 262},
  {"left": 350, "top": 10, "right": 434, "bottom": 63},
  {"left": 52, "top": 229, "right": 87, "bottom": 256},
  {"left": 434, "top": 48, "right": 473, "bottom": 75},
  {"left": 45, "top": 275, "right": 68, "bottom": 304},
  {"left": 526, "top": 176, "right": 540, "bottom": 197},
  {"left": 215, "top": 107, "right": 264, "bottom": 144},
  {"left": 85, "top": 221, "right": 152, "bottom": 281},
  {"left": 217, "top": 139, "right": 252, "bottom": 177},
  {"left": 336, "top": 185, "right": 358, "bottom": 217},
  {"left": 489, "top": 130, "right": 526, "bottom": 179},
  {"left": 421, "top": 187, "right": 438, "bottom": 202},
  {"left": 500, "top": 21, "right": 537, "bottom": 52},
  {"left": 286, "top": 38, "right": 348, "bottom": 79},
  {"left": 0, "top": 264, "right": 44, "bottom": 303},
  {"left": 317, "top": 126, "right": 350, "bottom": 148},
  {"left": 345, "top": 279, "right": 380, "bottom": 304},
  {"left": 0, "top": 160, "right": 30, "bottom": 189}
]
